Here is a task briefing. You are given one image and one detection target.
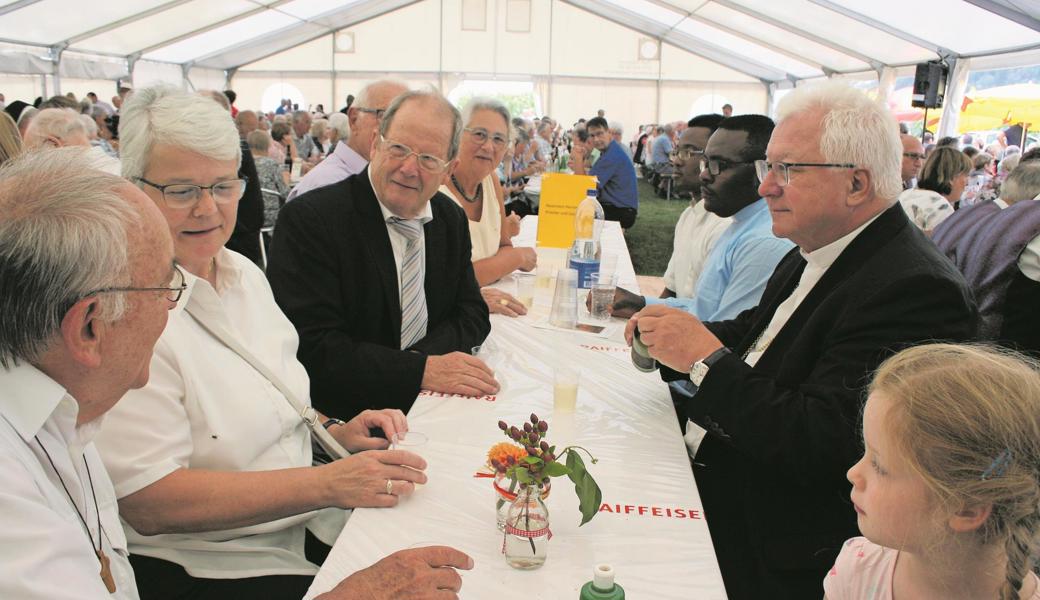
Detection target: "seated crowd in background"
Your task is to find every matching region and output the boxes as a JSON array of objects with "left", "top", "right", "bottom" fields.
[{"left": 1, "top": 81, "right": 1039, "bottom": 600}]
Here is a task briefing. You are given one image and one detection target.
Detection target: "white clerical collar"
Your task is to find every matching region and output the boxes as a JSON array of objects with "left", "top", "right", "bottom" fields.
[
  {"left": 801, "top": 210, "right": 885, "bottom": 271},
  {"left": 367, "top": 168, "right": 434, "bottom": 224},
  {"left": 995, "top": 198, "right": 1009, "bottom": 209}
]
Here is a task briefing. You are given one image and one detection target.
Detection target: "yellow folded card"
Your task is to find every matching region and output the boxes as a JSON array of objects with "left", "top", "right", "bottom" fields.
[{"left": 536, "top": 173, "right": 597, "bottom": 248}]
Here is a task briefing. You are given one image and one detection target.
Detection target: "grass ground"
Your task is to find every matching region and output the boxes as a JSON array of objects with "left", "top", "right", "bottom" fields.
[{"left": 626, "top": 178, "right": 688, "bottom": 276}]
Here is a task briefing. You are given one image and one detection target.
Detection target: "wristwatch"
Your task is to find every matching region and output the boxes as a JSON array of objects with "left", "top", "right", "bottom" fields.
[
  {"left": 322, "top": 418, "right": 346, "bottom": 430},
  {"left": 689, "top": 347, "right": 732, "bottom": 387}
]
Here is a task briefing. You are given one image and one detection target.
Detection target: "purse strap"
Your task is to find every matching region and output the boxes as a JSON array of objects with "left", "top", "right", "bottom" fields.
[{"left": 184, "top": 302, "right": 349, "bottom": 459}]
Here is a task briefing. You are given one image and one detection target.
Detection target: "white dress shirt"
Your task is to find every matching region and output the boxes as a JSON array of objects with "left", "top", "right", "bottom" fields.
[
  {"left": 743, "top": 213, "right": 883, "bottom": 367},
  {"left": 995, "top": 198, "right": 1040, "bottom": 282},
  {"left": 0, "top": 363, "right": 139, "bottom": 599},
  {"left": 369, "top": 169, "right": 434, "bottom": 304},
  {"left": 661, "top": 201, "right": 731, "bottom": 299},
  {"left": 94, "top": 249, "right": 344, "bottom": 579}
]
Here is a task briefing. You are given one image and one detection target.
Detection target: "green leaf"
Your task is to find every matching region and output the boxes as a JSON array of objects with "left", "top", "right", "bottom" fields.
[
  {"left": 542, "top": 461, "right": 571, "bottom": 477},
  {"left": 566, "top": 449, "right": 603, "bottom": 526},
  {"left": 515, "top": 468, "right": 534, "bottom": 485},
  {"left": 522, "top": 456, "right": 541, "bottom": 465}
]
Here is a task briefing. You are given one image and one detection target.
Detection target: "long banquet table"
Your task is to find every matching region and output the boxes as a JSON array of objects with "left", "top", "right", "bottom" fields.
[{"left": 305, "top": 217, "right": 728, "bottom": 599}]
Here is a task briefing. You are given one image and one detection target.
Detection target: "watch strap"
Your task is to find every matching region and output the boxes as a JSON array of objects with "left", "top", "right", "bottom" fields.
[{"left": 702, "top": 346, "right": 732, "bottom": 368}]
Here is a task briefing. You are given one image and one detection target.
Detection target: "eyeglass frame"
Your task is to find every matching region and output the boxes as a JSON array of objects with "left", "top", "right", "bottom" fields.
[
  {"left": 699, "top": 156, "right": 759, "bottom": 176},
  {"left": 82, "top": 265, "right": 188, "bottom": 304},
  {"left": 754, "top": 160, "right": 858, "bottom": 186},
  {"left": 377, "top": 135, "right": 452, "bottom": 173},
  {"left": 354, "top": 107, "right": 386, "bottom": 119},
  {"left": 902, "top": 152, "right": 926, "bottom": 160},
  {"left": 463, "top": 127, "right": 509, "bottom": 149},
  {"left": 134, "top": 176, "right": 248, "bottom": 209},
  {"left": 670, "top": 147, "right": 705, "bottom": 162}
]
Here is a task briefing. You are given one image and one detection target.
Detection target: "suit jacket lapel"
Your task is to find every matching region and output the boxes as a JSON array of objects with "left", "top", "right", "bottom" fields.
[
  {"left": 353, "top": 168, "right": 402, "bottom": 335},
  {"left": 753, "top": 204, "right": 910, "bottom": 369}
]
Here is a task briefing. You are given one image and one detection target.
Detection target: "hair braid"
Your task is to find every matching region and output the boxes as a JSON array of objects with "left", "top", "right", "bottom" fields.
[{"left": 1001, "top": 510, "right": 1039, "bottom": 600}]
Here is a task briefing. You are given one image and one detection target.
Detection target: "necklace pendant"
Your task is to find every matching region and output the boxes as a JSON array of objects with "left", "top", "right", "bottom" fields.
[{"left": 97, "top": 550, "right": 116, "bottom": 593}]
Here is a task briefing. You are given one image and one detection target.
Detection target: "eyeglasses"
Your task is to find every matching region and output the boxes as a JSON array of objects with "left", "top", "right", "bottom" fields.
[
  {"left": 902, "top": 152, "right": 926, "bottom": 161},
  {"left": 699, "top": 157, "right": 757, "bottom": 176},
  {"left": 464, "top": 127, "right": 508, "bottom": 149},
  {"left": 378, "top": 136, "right": 451, "bottom": 173},
  {"left": 83, "top": 265, "right": 187, "bottom": 304},
  {"left": 355, "top": 107, "right": 386, "bottom": 119},
  {"left": 135, "top": 177, "right": 247, "bottom": 210},
  {"left": 754, "top": 160, "right": 857, "bottom": 187},
  {"left": 670, "top": 147, "right": 704, "bottom": 162}
]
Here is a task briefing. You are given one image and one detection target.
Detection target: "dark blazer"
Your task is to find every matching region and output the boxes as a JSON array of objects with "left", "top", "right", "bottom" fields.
[
  {"left": 225, "top": 140, "right": 264, "bottom": 265},
  {"left": 665, "top": 203, "right": 978, "bottom": 599},
  {"left": 267, "top": 168, "right": 491, "bottom": 418}
]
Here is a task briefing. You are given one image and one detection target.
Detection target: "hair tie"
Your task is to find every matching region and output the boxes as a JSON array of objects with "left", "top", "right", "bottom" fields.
[{"left": 981, "top": 448, "right": 1014, "bottom": 481}]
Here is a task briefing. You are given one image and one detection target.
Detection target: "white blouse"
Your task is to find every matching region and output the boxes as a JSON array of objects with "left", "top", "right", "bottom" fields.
[
  {"left": 94, "top": 248, "right": 344, "bottom": 579},
  {"left": 440, "top": 174, "right": 503, "bottom": 262}
]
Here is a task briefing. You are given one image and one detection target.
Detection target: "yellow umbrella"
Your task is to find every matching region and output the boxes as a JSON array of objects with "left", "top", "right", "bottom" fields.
[{"left": 956, "top": 84, "right": 1040, "bottom": 134}]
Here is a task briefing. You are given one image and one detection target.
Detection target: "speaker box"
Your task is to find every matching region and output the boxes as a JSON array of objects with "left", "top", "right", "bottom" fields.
[{"left": 911, "top": 61, "right": 948, "bottom": 109}]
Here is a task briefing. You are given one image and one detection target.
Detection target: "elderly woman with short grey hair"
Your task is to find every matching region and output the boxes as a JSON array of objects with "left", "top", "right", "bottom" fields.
[
  {"left": 438, "top": 97, "right": 537, "bottom": 317},
  {"left": 93, "top": 85, "right": 425, "bottom": 600}
]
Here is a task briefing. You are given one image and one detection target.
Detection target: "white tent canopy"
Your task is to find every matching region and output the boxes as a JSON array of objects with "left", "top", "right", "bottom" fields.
[{"left": 2, "top": 0, "right": 1039, "bottom": 137}]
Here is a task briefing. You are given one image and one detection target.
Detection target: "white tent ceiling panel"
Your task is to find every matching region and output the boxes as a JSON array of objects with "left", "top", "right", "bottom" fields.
[
  {"left": 0, "top": 0, "right": 171, "bottom": 46},
  {"left": 187, "top": 66, "right": 229, "bottom": 91},
  {"left": 671, "top": 18, "right": 822, "bottom": 78},
  {"left": 694, "top": 3, "right": 871, "bottom": 72},
  {"left": 240, "top": 34, "right": 333, "bottom": 71},
  {"left": 659, "top": 42, "right": 759, "bottom": 83},
  {"left": 189, "top": 0, "right": 418, "bottom": 71},
  {"left": 494, "top": 0, "right": 552, "bottom": 76},
  {"left": 441, "top": 0, "right": 496, "bottom": 73},
  {"left": 724, "top": 0, "right": 935, "bottom": 65},
  {"left": 551, "top": 0, "right": 659, "bottom": 79},
  {"left": 280, "top": 0, "right": 366, "bottom": 20},
  {"left": 70, "top": 0, "right": 258, "bottom": 57},
  {"left": 836, "top": 0, "right": 1039, "bottom": 55},
  {"left": 331, "top": 2, "right": 439, "bottom": 72},
  {"left": 143, "top": 10, "right": 298, "bottom": 64}
]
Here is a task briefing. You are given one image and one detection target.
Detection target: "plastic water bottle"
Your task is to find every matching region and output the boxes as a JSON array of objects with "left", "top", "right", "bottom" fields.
[
  {"left": 579, "top": 564, "right": 625, "bottom": 600},
  {"left": 568, "top": 188, "right": 605, "bottom": 289}
]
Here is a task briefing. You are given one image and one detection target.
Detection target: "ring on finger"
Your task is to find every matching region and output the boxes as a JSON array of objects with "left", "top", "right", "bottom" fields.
[
  {"left": 499, "top": 298, "right": 509, "bottom": 306},
  {"left": 386, "top": 479, "right": 394, "bottom": 495}
]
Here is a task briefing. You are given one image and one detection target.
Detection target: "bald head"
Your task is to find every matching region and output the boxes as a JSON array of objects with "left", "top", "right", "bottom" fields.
[
  {"left": 900, "top": 134, "right": 925, "bottom": 183},
  {"left": 348, "top": 79, "right": 409, "bottom": 160}
]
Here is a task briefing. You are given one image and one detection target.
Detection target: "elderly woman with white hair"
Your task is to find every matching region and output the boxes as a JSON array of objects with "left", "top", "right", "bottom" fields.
[
  {"left": 439, "top": 97, "right": 537, "bottom": 317},
  {"left": 93, "top": 86, "right": 427, "bottom": 600},
  {"left": 24, "top": 107, "right": 121, "bottom": 174}
]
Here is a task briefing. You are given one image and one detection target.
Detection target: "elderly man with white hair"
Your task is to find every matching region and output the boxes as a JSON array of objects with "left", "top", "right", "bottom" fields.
[
  {"left": 626, "top": 82, "right": 977, "bottom": 598},
  {"left": 24, "top": 108, "right": 120, "bottom": 174},
  {"left": 288, "top": 79, "right": 408, "bottom": 200},
  {"left": 0, "top": 147, "right": 180, "bottom": 599}
]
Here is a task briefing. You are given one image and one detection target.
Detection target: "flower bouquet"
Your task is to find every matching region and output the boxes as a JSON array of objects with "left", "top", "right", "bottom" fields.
[{"left": 485, "top": 413, "right": 601, "bottom": 569}]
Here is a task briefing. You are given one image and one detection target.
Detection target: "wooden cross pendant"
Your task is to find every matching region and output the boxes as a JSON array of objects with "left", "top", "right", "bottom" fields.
[{"left": 97, "top": 550, "right": 116, "bottom": 593}]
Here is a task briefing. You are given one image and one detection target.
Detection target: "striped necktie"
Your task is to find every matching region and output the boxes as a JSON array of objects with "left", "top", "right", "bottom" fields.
[{"left": 388, "top": 217, "right": 427, "bottom": 349}]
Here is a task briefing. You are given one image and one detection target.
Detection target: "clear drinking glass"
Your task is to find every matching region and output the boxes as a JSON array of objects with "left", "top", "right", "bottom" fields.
[{"left": 590, "top": 272, "right": 617, "bottom": 321}]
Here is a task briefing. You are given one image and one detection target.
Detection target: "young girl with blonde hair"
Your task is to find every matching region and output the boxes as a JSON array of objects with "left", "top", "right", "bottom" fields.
[{"left": 826, "top": 343, "right": 1040, "bottom": 600}]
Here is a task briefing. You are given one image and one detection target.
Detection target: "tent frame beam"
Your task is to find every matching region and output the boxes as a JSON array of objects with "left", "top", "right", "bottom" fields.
[
  {"left": 963, "top": 0, "right": 1040, "bottom": 34},
  {"left": 65, "top": 0, "right": 198, "bottom": 48},
  {"left": 808, "top": 0, "right": 956, "bottom": 59},
  {"left": 708, "top": 0, "right": 883, "bottom": 71},
  {"left": 0, "top": 0, "right": 42, "bottom": 18}
]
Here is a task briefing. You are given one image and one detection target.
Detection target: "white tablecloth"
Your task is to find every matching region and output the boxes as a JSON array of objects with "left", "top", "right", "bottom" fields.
[{"left": 305, "top": 217, "right": 727, "bottom": 600}]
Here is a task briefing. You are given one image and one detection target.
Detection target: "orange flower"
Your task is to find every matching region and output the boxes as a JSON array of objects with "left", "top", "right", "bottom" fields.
[{"left": 487, "top": 442, "right": 527, "bottom": 467}]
